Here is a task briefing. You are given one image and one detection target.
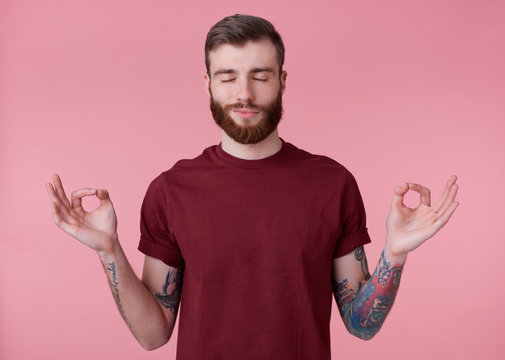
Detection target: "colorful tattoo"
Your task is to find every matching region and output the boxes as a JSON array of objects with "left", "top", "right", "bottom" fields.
[
  {"left": 155, "top": 266, "right": 184, "bottom": 315},
  {"left": 106, "top": 262, "right": 139, "bottom": 341},
  {"left": 332, "top": 250, "right": 404, "bottom": 340}
]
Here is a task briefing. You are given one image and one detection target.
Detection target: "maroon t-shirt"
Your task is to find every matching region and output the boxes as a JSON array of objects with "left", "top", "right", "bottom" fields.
[{"left": 138, "top": 138, "right": 371, "bottom": 359}]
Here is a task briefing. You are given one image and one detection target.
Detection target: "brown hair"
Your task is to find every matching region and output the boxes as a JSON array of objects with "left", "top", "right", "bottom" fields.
[{"left": 205, "top": 14, "right": 285, "bottom": 77}]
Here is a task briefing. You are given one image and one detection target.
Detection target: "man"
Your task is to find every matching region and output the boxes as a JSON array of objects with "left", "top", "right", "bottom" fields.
[{"left": 46, "top": 14, "right": 459, "bottom": 359}]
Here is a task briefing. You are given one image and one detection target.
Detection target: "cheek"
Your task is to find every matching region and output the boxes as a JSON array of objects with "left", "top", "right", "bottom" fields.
[
  {"left": 210, "top": 83, "right": 233, "bottom": 103},
  {"left": 255, "top": 83, "right": 281, "bottom": 103}
]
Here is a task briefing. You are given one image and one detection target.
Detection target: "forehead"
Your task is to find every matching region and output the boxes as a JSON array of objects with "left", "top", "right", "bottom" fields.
[{"left": 208, "top": 38, "right": 278, "bottom": 74}]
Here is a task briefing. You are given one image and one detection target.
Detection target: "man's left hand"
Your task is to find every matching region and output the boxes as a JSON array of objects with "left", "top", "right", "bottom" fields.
[{"left": 384, "top": 175, "right": 459, "bottom": 263}]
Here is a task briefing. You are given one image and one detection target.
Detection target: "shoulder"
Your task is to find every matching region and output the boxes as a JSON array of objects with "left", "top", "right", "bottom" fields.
[
  {"left": 285, "top": 141, "right": 354, "bottom": 181},
  {"left": 146, "top": 144, "right": 220, "bottom": 189},
  {"left": 171, "top": 144, "right": 219, "bottom": 170}
]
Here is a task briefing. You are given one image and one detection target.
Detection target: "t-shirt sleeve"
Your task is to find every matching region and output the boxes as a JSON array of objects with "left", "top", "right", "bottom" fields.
[
  {"left": 138, "top": 175, "right": 184, "bottom": 268},
  {"left": 332, "top": 170, "right": 372, "bottom": 258}
]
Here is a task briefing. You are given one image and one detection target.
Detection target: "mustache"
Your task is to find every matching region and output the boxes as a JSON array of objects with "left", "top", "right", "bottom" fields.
[{"left": 224, "top": 102, "right": 264, "bottom": 111}]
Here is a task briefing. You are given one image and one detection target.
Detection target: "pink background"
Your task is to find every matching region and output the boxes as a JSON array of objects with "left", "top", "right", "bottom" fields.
[{"left": 1, "top": 1, "right": 504, "bottom": 359}]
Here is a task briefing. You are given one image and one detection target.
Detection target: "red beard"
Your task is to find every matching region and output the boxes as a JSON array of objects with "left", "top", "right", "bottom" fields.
[{"left": 210, "top": 89, "right": 283, "bottom": 144}]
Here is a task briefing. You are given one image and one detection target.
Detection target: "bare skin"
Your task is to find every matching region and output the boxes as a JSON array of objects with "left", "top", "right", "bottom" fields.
[{"left": 46, "top": 174, "right": 182, "bottom": 350}]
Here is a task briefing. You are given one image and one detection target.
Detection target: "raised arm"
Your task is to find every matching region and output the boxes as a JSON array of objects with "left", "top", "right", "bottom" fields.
[
  {"left": 46, "top": 174, "right": 182, "bottom": 350},
  {"left": 331, "top": 175, "right": 459, "bottom": 340}
]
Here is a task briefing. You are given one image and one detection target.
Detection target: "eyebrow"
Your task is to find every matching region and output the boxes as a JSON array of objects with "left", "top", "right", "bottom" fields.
[
  {"left": 212, "top": 67, "right": 275, "bottom": 77},
  {"left": 250, "top": 67, "right": 275, "bottom": 74}
]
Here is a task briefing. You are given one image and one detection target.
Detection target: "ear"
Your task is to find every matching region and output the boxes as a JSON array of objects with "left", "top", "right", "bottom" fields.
[
  {"left": 280, "top": 70, "right": 287, "bottom": 94},
  {"left": 204, "top": 73, "right": 211, "bottom": 97}
]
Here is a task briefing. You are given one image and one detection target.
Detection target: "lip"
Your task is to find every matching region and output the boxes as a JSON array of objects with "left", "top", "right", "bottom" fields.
[{"left": 232, "top": 110, "right": 260, "bottom": 119}]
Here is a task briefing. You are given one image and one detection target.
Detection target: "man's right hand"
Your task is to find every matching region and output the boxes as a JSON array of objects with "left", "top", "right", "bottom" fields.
[
  {"left": 46, "top": 174, "right": 118, "bottom": 256},
  {"left": 46, "top": 174, "right": 179, "bottom": 349}
]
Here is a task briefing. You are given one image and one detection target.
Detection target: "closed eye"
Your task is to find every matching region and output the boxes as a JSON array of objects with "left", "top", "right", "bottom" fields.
[{"left": 220, "top": 78, "right": 267, "bottom": 83}]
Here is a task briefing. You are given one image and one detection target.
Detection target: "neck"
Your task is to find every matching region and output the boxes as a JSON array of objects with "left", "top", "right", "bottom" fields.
[{"left": 220, "top": 129, "right": 282, "bottom": 160}]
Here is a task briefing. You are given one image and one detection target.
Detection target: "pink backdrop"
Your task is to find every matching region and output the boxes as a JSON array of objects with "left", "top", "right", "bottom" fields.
[{"left": 1, "top": 1, "right": 504, "bottom": 359}]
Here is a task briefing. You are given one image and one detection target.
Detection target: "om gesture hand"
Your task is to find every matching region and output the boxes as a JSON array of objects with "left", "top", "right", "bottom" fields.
[
  {"left": 385, "top": 175, "right": 459, "bottom": 263},
  {"left": 46, "top": 174, "right": 118, "bottom": 256}
]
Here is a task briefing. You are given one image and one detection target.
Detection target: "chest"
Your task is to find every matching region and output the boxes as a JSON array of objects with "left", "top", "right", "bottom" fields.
[{"left": 166, "top": 169, "right": 340, "bottom": 276}]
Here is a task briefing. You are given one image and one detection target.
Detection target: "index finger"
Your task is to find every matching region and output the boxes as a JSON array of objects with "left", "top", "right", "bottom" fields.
[
  {"left": 408, "top": 183, "right": 431, "bottom": 207},
  {"left": 71, "top": 188, "right": 97, "bottom": 209}
]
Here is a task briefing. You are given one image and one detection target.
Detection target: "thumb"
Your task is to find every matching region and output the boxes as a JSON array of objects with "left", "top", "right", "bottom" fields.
[{"left": 391, "top": 183, "right": 409, "bottom": 208}]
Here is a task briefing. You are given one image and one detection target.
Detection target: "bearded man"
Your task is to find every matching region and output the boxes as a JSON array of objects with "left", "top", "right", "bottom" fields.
[{"left": 46, "top": 14, "right": 459, "bottom": 360}]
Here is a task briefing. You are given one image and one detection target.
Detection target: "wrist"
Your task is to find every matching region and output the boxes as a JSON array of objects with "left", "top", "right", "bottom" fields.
[
  {"left": 383, "top": 242, "right": 408, "bottom": 266},
  {"left": 97, "top": 233, "right": 120, "bottom": 262}
]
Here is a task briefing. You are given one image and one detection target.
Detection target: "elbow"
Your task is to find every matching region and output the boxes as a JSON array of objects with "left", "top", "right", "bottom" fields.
[
  {"left": 342, "top": 308, "right": 382, "bottom": 341},
  {"left": 137, "top": 312, "right": 177, "bottom": 351},
  {"left": 141, "top": 342, "right": 166, "bottom": 351},
  {"left": 349, "top": 329, "right": 377, "bottom": 341},
  {"left": 139, "top": 335, "right": 170, "bottom": 351},
  {"left": 138, "top": 327, "right": 174, "bottom": 351},
  {"left": 344, "top": 321, "right": 380, "bottom": 341}
]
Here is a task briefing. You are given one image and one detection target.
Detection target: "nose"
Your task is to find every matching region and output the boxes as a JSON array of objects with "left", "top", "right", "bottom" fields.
[{"left": 236, "top": 78, "right": 254, "bottom": 103}]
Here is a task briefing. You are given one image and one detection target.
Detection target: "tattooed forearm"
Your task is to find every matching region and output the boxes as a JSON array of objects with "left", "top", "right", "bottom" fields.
[
  {"left": 155, "top": 266, "right": 184, "bottom": 315},
  {"left": 106, "top": 262, "right": 139, "bottom": 341},
  {"left": 333, "top": 250, "right": 404, "bottom": 340},
  {"left": 333, "top": 247, "right": 370, "bottom": 316}
]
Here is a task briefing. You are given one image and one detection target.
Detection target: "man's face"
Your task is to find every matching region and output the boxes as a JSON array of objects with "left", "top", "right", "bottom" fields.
[{"left": 204, "top": 38, "right": 287, "bottom": 144}]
